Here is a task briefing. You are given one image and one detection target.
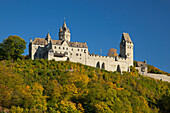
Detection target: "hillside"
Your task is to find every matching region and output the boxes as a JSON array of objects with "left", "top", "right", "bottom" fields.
[{"left": 0, "top": 59, "right": 170, "bottom": 113}]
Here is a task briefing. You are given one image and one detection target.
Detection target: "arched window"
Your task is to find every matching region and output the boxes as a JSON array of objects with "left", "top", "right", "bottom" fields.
[
  {"left": 96, "top": 62, "right": 100, "bottom": 68},
  {"left": 101, "top": 63, "right": 105, "bottom": 69},
  {"left": 117, "top": 65, "right": 121, "bottom": 73}
]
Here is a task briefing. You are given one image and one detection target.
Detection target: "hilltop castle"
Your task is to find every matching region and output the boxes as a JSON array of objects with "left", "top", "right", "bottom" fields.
[{"left": 29, "top": 20, "right": 134, "bottom": 73}]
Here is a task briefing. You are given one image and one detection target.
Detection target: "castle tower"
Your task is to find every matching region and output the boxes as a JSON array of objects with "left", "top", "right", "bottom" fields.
[
  {"left": 59, "top": 20, "right": 71, "bottom": 42},
  {"left": 45, "top": 32, "right": 52, "bottom": 43},
  {"left": 120, "top": 33, "right": 134, "bottom": 66}
]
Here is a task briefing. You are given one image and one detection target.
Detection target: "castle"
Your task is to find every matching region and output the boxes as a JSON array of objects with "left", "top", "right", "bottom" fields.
[{"left": 29, "top": 20, "right": 134, "bottom": 73}]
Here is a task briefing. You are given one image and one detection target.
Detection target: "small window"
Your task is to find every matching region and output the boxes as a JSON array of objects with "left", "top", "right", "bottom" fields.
[
  {"left": 63, "top": 47, "right": 65, "bottom": 50},
  {"left": 76, "top": 53, "right": 78, "bottom": 56},
  {"left": 80, "top": 54, "right": 81, "bottom": 56},
  {"left": 78, "top": 49, "right": 79, "bottom": 51},
  {"left": 65, "top": 52, "right": 68, "bottom": 55},
  {"left": 83, "top": 45, "right": 84, "bottom": 47},
  {"left": 72, "top": 48, "right": 73, "bottom": 51},
  {"left": 81, "top": 49, "right": 83, "bottom": 52},
  {"left": 42, "top": 41, "right": 44, "bottom": 44},
  {"left": 59, "top": 47, "right": 61, "bottom": 49},
  {"left": 84, "top": 49, "right": 86, "bottom": 53},
  {"left": 55, "top": 46, "right": 56, "bottom": 49},
  {"left": 70, "top": 53, "right": 72, "bottom": 55},
  {"left": 66, "top": 48, "right": 68, "bottom": 50},
  {"left": 77, "top": 45, "right": 79, "bottom": 47}
]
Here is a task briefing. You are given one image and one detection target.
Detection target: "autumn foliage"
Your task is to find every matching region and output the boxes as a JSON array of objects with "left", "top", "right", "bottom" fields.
[
  {"left": 107, "top": 48, "right": 118, "bottom": 57},
  {"left": 0, "top": 59, "right": 169, "bottom": 113}
]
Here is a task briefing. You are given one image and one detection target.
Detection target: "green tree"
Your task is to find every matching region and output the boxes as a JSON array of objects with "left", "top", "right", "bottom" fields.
[{"left": 0, "top": 35, "right": 26, "bottom": 60}]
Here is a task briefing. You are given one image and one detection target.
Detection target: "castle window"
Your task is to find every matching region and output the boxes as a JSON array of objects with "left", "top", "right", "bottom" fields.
[
  {"left": 76, "top": 53, "right": 78, "bottom": 56},
  {"left": 84, "top": 49, "right": 86, "bottom": 53},
  {"left": 77, "top": 45, "right": 79, "bottom": 47},
  {"left": 55, "top": 46, "right": 56, "bottom": 49},
  {"left": 80, "top": 54, "right": 81, "bottom": 56},
  {"left": 63, "top": 47, "right": 65, "bottom": 50},
  {"left": 72, "top": 48, "right": 73, "bottom": 51},
  {"left": 59, "top": 47, "right": 61, "bottom": 49},
  {"left": 66, "top": 48, "right": 68, "bottom": 50},
  {"left": 81, "top": 49, "right": 83, "bottom": 52},
  {"left": 78, "top": 49, "right": 79, "bottom": 51},
  {"left": 65, "top": 52, "right": 68, "bottom": 55}
]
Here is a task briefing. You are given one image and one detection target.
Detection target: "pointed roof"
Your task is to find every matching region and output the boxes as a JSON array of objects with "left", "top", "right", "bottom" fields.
[
  {"left": 59, "top": 27, "right": 62, "bottom": 32},
  {"left": 62, "top": 20, "right": 67, "bottom": 28},
  {"left": 46, "top": 32, "right": 51, "bottom": 39},
  {"left": 122, "top": 33, "right": 132, "bottom": 43}
]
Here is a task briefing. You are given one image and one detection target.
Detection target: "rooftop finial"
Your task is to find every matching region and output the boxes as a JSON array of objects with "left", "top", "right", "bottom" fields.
[{"left": 63, "top": 17, "right": 67, "bottom": 28}]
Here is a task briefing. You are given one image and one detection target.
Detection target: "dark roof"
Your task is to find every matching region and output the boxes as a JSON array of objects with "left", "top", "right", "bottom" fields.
[
  {"left": 32, "top": 38, "right": 48, "bottom": 45},
  {"left": 136, "top": 61, "right": 147, "bottom": 67},
  {"left": 68, "top": 42, "right": 88, "bottom": 48},
  {"left": 32, "top": 38, "right": 88, "bottom": 48},
  {"left": 122, "top": 33, "right": 132, "bottom": 43}
]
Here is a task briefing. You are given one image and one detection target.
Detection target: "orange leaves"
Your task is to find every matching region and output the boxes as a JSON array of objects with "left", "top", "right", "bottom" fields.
[
  {"left": 107, "top": 48, "right": 118, "bottom": 57},
  {"left": 77, "top": 103, "right": 84, "bottom": 112}
]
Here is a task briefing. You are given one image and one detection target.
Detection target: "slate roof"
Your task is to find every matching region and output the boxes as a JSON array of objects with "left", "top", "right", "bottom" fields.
[
  {"left": 122, "top": 33, "right": 132, "bottom": 43},
  {"left": 136, "top": 61, "right": 147, "bottom": 67},
  {"left": 32, "top": 38, "right": 87, "bottom": 48},
  {"left": 32, "top": 38, "right": 48, "bottom": 45},
  {"left": 68, "top": 42, "right": 88, "bottom": 48}
]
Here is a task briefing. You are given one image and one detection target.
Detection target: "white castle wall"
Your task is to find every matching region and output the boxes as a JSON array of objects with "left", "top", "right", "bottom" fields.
[
  {"left": 145, "top": 73, "right": 170, "bottom": 83},
  {"left": 86, "top": 55, "right": 129, "bottom": 72}
]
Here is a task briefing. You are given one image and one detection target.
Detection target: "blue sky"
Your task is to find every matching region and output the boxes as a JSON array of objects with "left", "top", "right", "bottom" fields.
[{"left": 0, "top": 0, "right": 170, "bottom": 72}]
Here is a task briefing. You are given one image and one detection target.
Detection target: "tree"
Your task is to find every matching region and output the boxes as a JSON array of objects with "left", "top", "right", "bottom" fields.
[
  {"left": 107, "top": 48, "right": 118, "bottom": 57},
  {"left": 0, "top": 35, "right": 26, "bottom": 60}
]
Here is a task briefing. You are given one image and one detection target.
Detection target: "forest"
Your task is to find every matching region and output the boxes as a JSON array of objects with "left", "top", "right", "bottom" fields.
[{"left": 0, "top": 59, "right": 169, "bottom": 113}]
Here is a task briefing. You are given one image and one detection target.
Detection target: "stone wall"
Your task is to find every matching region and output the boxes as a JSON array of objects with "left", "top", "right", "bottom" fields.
[{"left": 145, "top": 73, "right": 170, "bottom": 83}]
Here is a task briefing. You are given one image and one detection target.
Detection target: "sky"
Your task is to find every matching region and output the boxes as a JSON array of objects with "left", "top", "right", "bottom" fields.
[{"left": 0, "top": 0, "right": 169, "bottom": 72}]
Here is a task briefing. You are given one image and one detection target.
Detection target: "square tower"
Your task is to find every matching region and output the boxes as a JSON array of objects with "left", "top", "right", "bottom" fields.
[{"left": 120, "top": 33, "right": 134, "bottom": 66}]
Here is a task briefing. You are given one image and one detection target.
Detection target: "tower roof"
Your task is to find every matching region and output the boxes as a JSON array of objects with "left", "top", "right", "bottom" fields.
[
  {"left": 62, "top": 20, "right": 67, "bottom": 28},
  {"left": 45, "top": 32, "right": 51, "bottom": 40},
  {"left": 122, "top": 33, "right": 132, "bottom": 43}
]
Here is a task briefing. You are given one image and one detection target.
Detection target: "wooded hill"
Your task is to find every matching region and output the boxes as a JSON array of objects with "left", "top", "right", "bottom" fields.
[{"left": 0, "top": 59, "right": 169, "bottom": 113}]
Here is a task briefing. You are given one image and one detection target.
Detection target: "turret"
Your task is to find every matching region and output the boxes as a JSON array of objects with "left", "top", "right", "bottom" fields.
[
  {"left": 59, "top": 19, "right": 71, "bottom": 42},
  {"left": 45, "top": 33, "right": 52, "bottom": 43},
  {"left": 120, "top": 33, "right": 134, "bottom": 66}
]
